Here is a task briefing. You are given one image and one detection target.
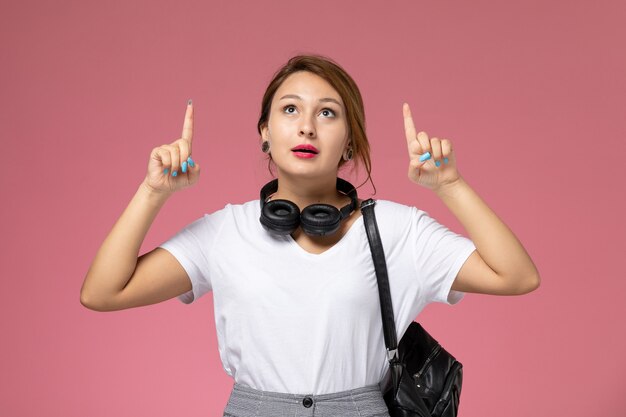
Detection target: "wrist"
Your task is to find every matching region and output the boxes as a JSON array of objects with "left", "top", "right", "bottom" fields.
[
  {"left": 138, "top": 181, "right": 172, "bottom": 205},
  {"left": 433, "top": 176, "right": 467, "bottom": 198}
]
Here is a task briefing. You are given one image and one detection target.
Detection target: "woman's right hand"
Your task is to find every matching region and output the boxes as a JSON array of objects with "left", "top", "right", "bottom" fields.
[{"left": 143, "top": 100, "right": 201, "bottom": 195}]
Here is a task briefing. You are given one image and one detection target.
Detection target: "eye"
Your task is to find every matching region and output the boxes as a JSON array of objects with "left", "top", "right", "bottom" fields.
[
  {"left": 320, "top": 108, "right": 336, "bottom": 118},
  {"left": 282, "top": 105, "right": 297, "bottom": 114}
]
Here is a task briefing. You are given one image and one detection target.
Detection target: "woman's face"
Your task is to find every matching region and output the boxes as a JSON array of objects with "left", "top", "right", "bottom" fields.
[{"left": 261, "top": 71, "right": 349, "bottom": 180}]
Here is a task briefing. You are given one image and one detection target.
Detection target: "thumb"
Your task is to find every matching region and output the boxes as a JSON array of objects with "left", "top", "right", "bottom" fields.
[
  {"left": 411, "top": 151, "right": 432, "bottom": 170},
  {"left": 187, "top": 160, "right": 201, "bottom": 180}
]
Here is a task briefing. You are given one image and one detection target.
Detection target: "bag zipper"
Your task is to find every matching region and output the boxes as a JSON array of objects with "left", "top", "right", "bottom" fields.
[{"left": 414, "top": 344, "right": 441, "bottom": 379}]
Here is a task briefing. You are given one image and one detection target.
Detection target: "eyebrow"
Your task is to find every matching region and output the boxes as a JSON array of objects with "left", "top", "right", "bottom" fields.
[{"left": 279, "top": 94, "right": 343, "bottom": 107}]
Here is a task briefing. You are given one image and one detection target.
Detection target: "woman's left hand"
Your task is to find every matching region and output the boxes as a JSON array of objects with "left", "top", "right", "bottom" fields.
[{"left": 403, "top": 103, "right": 462, "bottom": 191}]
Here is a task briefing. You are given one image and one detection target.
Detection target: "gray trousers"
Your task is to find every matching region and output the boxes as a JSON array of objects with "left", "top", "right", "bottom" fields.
[{"left": 223, "top": 382, "right": 391, "bottom": 417}]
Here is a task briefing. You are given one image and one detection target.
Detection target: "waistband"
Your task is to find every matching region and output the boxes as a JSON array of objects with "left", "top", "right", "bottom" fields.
[
  {"left": 231, "top": 382, "right": 383, "bottom": 403},
  {"left": 225, "top": 382, "right": 390, "bottom": 417}
]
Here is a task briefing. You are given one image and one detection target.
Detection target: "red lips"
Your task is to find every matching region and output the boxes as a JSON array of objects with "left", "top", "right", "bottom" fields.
[{"left": 291, "top": 144, "right": 319, "bottom": 154}]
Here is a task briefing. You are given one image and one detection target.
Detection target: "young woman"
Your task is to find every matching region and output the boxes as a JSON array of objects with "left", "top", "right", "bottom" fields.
[{"left": 81, "top": 55, "right": 540, "bottom": 417}]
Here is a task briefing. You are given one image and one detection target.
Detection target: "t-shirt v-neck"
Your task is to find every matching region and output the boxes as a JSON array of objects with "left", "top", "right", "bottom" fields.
[{"left": 285, "top": 214, "right": 364, "bottom": 258}]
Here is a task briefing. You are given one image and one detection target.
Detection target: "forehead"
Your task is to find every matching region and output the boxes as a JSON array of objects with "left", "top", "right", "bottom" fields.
[{"left": 274, "top": 71, "right": 343, "bottom": 103}]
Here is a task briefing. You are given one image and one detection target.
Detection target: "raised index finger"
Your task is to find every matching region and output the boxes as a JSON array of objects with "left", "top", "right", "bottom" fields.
[
  {"left": 402, "top": 103, "right": 417, "bottom": 148},
  {"left": 181, "top": 99, "right": 193, "bottom": 143}
]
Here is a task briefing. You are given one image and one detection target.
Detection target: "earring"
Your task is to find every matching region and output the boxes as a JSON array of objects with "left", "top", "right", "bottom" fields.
[
  {"left": 261, "top": 141, "right": 270, "bottom": 154},
  {"left": 342, "top": 147, "right": 353, "bottom": 161}
]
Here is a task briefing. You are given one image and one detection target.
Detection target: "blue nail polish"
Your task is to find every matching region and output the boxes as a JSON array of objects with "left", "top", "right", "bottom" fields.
[
  {"left": 172, "top": 170, "right": 178, "bottom": 177},
  {"left": 188, "top": 99, "right": 192, "bottom": 105},
  {"left": 435, "top": 160, "right": 441, "bottom": 167},
  {"left": 187, "top": 156, "right": 194, "bottom": 167},
  {"left": 444, "top": 157, "right": 449, "bottom": 164},
  {"left": 181, "top": 161, "right": 188, "bottom": 173},
  {"left": 163, "top": 168, "right": 169, "bottom": 175},
  {"left": 419, "top": 152, "right": 431, "bottom": 162}
]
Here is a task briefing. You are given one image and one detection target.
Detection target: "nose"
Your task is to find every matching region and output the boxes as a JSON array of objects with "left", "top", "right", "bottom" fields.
[
  {"left": 299, "top": 129, "right": 315, "bottom": 138},
  {"left": 298, "top": 115, "right": 316, "bottom": 138}
]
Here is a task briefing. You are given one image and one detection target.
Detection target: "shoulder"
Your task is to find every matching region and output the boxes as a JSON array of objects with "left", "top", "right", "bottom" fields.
[
  {"left": 371, "top": 199, "right": 422, "bottom": 224},
  {"left": 205, "top": 199, "right": 261, "bottom": 231},
  {"left": 370, "top": 199, "right": 441, "bottom": 239},
  {"left": 194, "top": 200, "right": 260, "bottom": 229},
  {"left": 364, "top": 199, "right": 418, "bottom": 240}
]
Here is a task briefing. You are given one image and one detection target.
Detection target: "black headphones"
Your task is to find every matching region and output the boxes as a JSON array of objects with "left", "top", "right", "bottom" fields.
[{"left": 259, "top": 178, "right": 359, "bottom": 236}]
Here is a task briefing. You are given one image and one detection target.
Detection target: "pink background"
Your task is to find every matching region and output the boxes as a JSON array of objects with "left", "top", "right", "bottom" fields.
[{"left": 2, "top": 1, "right": 625, "bottom": 416}]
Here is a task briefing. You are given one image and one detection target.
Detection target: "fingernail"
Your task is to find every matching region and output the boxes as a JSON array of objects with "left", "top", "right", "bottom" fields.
[
  {"left": 188, "top": 99, "right": 192, "bottom": 105},
  {"left": 172, "top": 170, "right": 178, "bottom": 177},
  {"left": 187, "top": 156, "right": 194, "bottom": 167},
  {"left": 419, "top": 152, "right": 431, "bottom": 162},
  {"left": 163, "top": 168, "right": 169, "bottom": 175},
  {"left": 181, "top": 161, "right": 188, "bottom": 173},
  {"left": 444, "top": 157, "right": 449, "bottom": 164},
  {"left": 435, "top": 160, "right": 441, "bottom": 167}
]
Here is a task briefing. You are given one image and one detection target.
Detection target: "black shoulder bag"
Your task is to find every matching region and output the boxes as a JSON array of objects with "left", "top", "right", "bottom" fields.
[{"left": 361, "top": 199, "right": 464, "bottom": 417}]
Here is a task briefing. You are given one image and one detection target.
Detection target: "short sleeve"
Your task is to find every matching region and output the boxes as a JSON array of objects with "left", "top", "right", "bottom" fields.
[
  {"left": 158, "top": 206, "right": 229, "bottom": 304},
  {"left": 410, "top": 208, "right": 476, "bottom": 305}
]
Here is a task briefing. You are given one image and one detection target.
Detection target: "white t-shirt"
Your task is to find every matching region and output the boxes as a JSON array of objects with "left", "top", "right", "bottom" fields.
[{"left": 159, "top": 199, "right": 476, "bottom": 395}]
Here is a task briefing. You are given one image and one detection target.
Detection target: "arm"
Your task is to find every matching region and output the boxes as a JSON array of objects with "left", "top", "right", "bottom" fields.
[
  {"left": 79, "top": 182, "right": 191, "bottom": 311},
  {"left": 402, "top": 102, "right": 540, "bottom": 296},
  {"left": 435, "top": 177, "right": 540, "bottom": 295},
  {"left": 80, "top": 101, "right": 202, "bottom": 311}
]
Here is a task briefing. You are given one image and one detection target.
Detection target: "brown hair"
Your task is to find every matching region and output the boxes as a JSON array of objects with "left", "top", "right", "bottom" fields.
[{"left": 257, "top": 54, "right": 374, "bottom": 191}]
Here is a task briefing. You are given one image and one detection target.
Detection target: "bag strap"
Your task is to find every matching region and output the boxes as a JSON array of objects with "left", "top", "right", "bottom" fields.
[{"left": 360, "top": 199, "right": 399, "bottom": 363}]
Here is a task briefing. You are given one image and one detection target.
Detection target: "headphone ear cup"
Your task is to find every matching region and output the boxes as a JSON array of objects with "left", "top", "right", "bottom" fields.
[
  {"left": 260, "top": 199, "right": 301, "bottom": 235},
  {"left": 300, "top": 204, "right": 342, "bottom": 236}
]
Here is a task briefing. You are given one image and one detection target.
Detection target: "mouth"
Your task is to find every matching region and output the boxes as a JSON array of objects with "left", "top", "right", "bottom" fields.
[{"left": 291, "top": 144, "right": 319, "bottom": 155}]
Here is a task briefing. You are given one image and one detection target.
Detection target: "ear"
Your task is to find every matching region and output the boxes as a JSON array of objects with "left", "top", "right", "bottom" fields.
[{"left": 260, "top": 124, "right": 270, "bottom": 141}]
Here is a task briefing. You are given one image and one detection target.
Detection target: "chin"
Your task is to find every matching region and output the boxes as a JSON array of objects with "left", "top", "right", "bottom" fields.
[{"left": 277, "top": 165, "right": 336, "bottom": 180}]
